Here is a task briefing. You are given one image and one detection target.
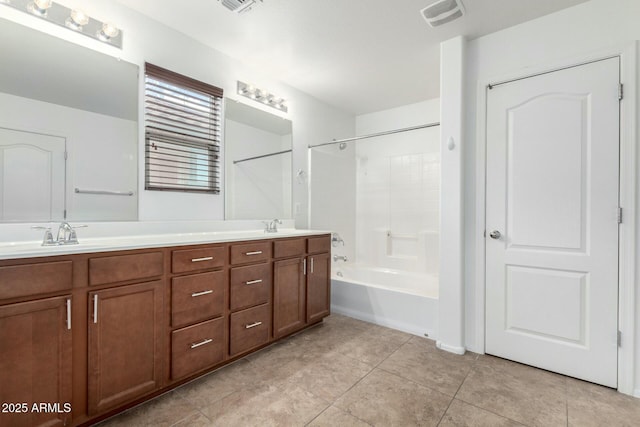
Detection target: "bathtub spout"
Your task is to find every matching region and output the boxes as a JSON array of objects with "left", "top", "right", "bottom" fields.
[{"left": 333, "top": 255, "right": 348, "bottom": 262}]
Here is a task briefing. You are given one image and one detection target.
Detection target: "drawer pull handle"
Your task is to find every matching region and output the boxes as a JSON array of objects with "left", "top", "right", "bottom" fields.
[
  {"left": 246, "top": 279, "right": 263, "bottom": 285},
  {"left": 245, "top": 321, "right": 263, "bottom": 329},
  {"left": 245, "top": 251, "right": 263, "bottom": 256},
  {"left": 190, "top": 338, "right": 213, "bottom": 349},
  {"left": 191, "top": 256, "right": 213, "bottom": 262},
  {"left": 93, "top": 294, "right": 98, "bottom": 324},
  {"left": 191, "top": 290, "right": 213, "bottom": 297},
  {"left": 66, "top": 298, "right": 72, "bottom": 330}
]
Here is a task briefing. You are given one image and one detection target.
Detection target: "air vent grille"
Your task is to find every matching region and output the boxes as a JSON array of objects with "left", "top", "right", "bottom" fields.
[
  {"left": 420, "top": 0, "right": 465, "bottom": 27},
  {"left": 219, "top": 0, "right": 262, "bottom": 13}
]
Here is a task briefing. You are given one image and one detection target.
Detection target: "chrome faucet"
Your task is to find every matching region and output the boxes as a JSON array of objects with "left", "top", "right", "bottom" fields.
[
  {"left": 331, "top": 233, "right": 344, "bottom": 247},
  {"left": 263, "top": 219, "right": 282, "bottom": 233},
  {"left": 333, "top": 255, "right": 348, "bottom": 262},
  {"left": 56, "top": 222, "right": 75, "bottom": 243},
  {"left": 32, "top": 222, "right": 86, "bottom": 246}
]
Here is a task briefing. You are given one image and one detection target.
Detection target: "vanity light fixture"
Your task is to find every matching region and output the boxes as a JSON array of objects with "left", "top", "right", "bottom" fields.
[
  {"left": 237, "top": 80, "right": 288, "bottom": 113},
  {"left": 65, "top": 9, "right": 89, "bottom": 31},
  {"left": 97, "top": 22, "right": 120, "bottom": 41},
  {"left": 27, "top": 0, "right": 52, "bottom": 17},
  {"left": 1, "top": 0, "right": 123, "bottom": 48}
]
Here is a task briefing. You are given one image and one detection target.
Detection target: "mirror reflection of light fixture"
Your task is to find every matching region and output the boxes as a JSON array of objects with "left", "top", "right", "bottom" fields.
[
  {"left": 1, "top": 0, "right": 123, "bottom": 49},
  {"left": 27, "top": 0, "right": 52, "bottom": 16},
  {"left": 97, "top": 22, "right": 120, "bottom": 41},
  {"left": 65, "top": 9, "right": 90, "bottom": 31},
  {"left": 237, "top": 81, "right": 288, "bottom": 113}
]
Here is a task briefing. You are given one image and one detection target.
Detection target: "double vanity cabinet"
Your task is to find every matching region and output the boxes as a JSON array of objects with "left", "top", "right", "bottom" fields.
[{"left": 0, "top": 232, "right": 331, "bottom": 427}]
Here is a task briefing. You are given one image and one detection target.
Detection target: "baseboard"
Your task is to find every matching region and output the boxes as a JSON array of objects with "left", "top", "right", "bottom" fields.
[{"left": 436, "top": 340, "right": 466, "bottom": 355}]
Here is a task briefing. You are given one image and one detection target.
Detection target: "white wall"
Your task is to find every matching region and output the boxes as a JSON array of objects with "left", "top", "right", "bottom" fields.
[
  {"left": 355, "top": 99, "right": 440, "bottom": 274},
  {"left": 461, "top": 0, "right": 639, "bottom": 394},
  {"left": 0, "top": 0, "right": 354, "bottom": 225},
  {"left": 0, "top": 92, "right": 137, "bottom": 221}
]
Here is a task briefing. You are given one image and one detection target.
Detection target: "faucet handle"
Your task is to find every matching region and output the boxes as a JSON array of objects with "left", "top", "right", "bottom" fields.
[
  {"left": 31, "top": 225, "right": 51, "bottom": 230},
  {"left": 31, "top": 226, "right": 56, "bottom": 246},
  {"left": 66, "top": 224, "right": 86, "bottom": 244}
]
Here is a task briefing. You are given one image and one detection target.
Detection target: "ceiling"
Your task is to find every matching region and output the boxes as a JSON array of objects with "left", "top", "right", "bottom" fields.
[{"left": 117, "top": 0, "right": 590, "bottom": 115}]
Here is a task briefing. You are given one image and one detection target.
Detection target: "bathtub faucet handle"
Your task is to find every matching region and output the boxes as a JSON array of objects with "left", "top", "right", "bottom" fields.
[
  {"left": 332, "top": 233, "right": 345, "bottom": 247},
  {"left": 333, "top": 255, "right": 348, "bottom": 262}
]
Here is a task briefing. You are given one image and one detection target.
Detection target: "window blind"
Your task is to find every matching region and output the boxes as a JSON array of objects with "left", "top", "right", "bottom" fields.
[{"left": 144, "top": 63, "right": 223, "bottom": 194}]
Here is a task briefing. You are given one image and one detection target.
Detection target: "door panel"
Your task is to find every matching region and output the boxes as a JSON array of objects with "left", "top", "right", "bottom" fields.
[
  {"left": 88, "top": 281, "right": 163, "bottom": 415},
  {"left": 507, "top": 94, "right": 587, "bottom": 251},
  {"left": 485, "top": 58, "right": 619, "bottom": 387},
  {"left": 0, "top": 296, "right": 72, "bottom": 427},
  {"left": 0, "top": 128, "right": 65, "bottom": 222}
]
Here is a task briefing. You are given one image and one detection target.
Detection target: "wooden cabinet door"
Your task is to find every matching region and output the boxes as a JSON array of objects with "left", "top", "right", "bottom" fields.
[
  {"left": 273, "top": 258, "right": 305, "bottom": 338},
  {"left": 307, "top": 253, "right": 331, "bottom": 323},
  {"left": 0, "top": 296, "right": 72, "bottom": 427},
  {"left": 88, "top": 281, "right": 163, "bottom": 415}
]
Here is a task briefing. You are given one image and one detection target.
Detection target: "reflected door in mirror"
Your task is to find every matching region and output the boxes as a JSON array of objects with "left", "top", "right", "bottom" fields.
[{"left": 0, "top": 128, "right": 65, "bottom": 222}]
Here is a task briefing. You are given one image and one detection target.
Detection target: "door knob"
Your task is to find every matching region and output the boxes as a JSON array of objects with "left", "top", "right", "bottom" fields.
[{"left": 489, "top": 230, "right": 501, "bottom": 239}]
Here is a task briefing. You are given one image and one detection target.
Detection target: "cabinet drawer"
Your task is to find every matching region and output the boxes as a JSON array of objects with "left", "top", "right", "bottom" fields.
[
  {"left": 171, "top": 317, "right": 225, "bottom": 380},
  {"left": 229, "top": 303, "right": 270, "bottom": 356},
  {"left": 273, "top": 238, "right": 305, "bottom": 259},
  {"left": 172, "top": 246, "right": 226, "bottom": 274},
  {"left": 89, "top": 252, "right": 163, "bottom": 286},
  {"left": 172, "top": 271, "right": 225, "bottom": 328},
  {"left": 230, "top": 242, "right": 271, "bottom": 265},
  {"left": 307, "top": 236, "right": 331, "bottom": 254},
  {"left": 230, "top": 263, "right": 271, "bottom": 312},
  {"left": 0, "top": 261, "right": 72, "bottom": 300}
]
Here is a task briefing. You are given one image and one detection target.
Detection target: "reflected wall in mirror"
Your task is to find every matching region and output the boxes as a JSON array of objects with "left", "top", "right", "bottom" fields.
[
  {"left": 224, "top": 100, "right": 292, "bottom": 220},
  {"left": 0, "top": 18, "right": 138, "bottom": 223}
]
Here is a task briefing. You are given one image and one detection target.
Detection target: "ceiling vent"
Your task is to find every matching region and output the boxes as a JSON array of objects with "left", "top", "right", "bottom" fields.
[
  {"left": 420, "top": 0, "right": 465, "bottom": 27},
  {"left": 218, "top": 0, "right": 263, "bottom": 14}
]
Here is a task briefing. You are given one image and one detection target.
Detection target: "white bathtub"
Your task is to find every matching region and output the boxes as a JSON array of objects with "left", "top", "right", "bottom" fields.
[{"left": 330, "top": 264, "right": 439, "bottom": 338}]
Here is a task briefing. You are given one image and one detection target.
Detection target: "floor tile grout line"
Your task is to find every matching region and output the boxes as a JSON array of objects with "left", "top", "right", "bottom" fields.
[
  {"left": 452, "top": 396, "right": 532, "bottom": 427},
  {"left": 451, "top": 359, "right": 547, "bottom": 427},
  {"left": 435, "top": 356, "right": 476, "bottom": 426},
  {"left": 313, "top": 330, "right": 412, "bottom": 420}
]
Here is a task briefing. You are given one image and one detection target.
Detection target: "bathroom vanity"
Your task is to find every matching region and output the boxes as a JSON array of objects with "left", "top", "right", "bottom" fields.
[{"left": 0, "top": 230, "right": 330, "bottom": 427}]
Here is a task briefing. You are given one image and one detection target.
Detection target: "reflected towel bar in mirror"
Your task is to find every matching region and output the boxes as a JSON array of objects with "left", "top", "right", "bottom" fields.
[{"left": 75, "top": 188, "right": 134, "bottom": 196}]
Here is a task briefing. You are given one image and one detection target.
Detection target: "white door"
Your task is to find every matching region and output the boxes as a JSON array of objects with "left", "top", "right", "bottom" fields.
[
  {"left": 0, "top": 128, "right": 66, "bottom": 222},
  {"left": 485, "top": 58, "right": 620, "bottom": 387}
]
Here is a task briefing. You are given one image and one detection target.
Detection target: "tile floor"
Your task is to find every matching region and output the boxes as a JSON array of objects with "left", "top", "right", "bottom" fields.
[{"left": 99, "top": 314, "right": 640, "bottom": 427}]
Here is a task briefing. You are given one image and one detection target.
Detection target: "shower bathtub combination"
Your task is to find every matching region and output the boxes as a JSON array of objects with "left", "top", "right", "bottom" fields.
[
  {"left": 310, "top": 117, "right": 441, "bottom": 339},
  {"left": 331, "top": 263, "right": 439, "bottom": 338}
]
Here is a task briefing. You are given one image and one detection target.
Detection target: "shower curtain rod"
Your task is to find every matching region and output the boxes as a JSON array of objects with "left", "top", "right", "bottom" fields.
[
  {"left": 233, "top": 149, "right": 292, "bottom": 165},
  {"left": 307, "top": 122, "right": 440, "bottom": 149}
]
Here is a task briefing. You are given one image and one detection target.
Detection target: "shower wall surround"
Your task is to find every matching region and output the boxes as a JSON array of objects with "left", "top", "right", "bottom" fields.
[{"left": 355, "top": 99, "right": 440, "bottom": 275}]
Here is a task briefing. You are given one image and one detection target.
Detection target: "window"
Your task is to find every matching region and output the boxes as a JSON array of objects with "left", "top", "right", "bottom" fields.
[{"left": 144, "top": 63, "right": 223, "bottom": 193}]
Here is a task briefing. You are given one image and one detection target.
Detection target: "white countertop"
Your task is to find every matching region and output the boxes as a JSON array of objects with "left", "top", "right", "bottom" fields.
[{"left": 0, "top": 228, "right": 330, "bottom": 260}]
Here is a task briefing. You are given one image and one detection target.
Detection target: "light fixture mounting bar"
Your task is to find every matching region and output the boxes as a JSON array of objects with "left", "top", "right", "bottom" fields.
[
  {"left": 1, "top": 0, "right": 123, "bottom": 48},
  {"left": 237, "top": 81, "right": 288, "bottom": 113}
]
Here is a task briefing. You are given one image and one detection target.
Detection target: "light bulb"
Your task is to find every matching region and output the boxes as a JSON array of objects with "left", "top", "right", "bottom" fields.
[
  {"left": 33, "top": 0, "right": 52, "bottom": 8},
  {"left": 65, "top": 9, "right": 89, "bottom": 30},
  {"left": 97, "top": 22, "right": 120, "bottom": 41},
  {"left": 28, "top": 0, "right": 53, "bottom": 16}
]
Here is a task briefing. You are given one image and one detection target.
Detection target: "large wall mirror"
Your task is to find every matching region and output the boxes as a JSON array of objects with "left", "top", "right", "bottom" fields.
[
  {"left": 224, "top": 99, "right": 292, "bottom": 220},
  {"left": 0, "top": 18, "right": 138, "bottom": 223}
]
